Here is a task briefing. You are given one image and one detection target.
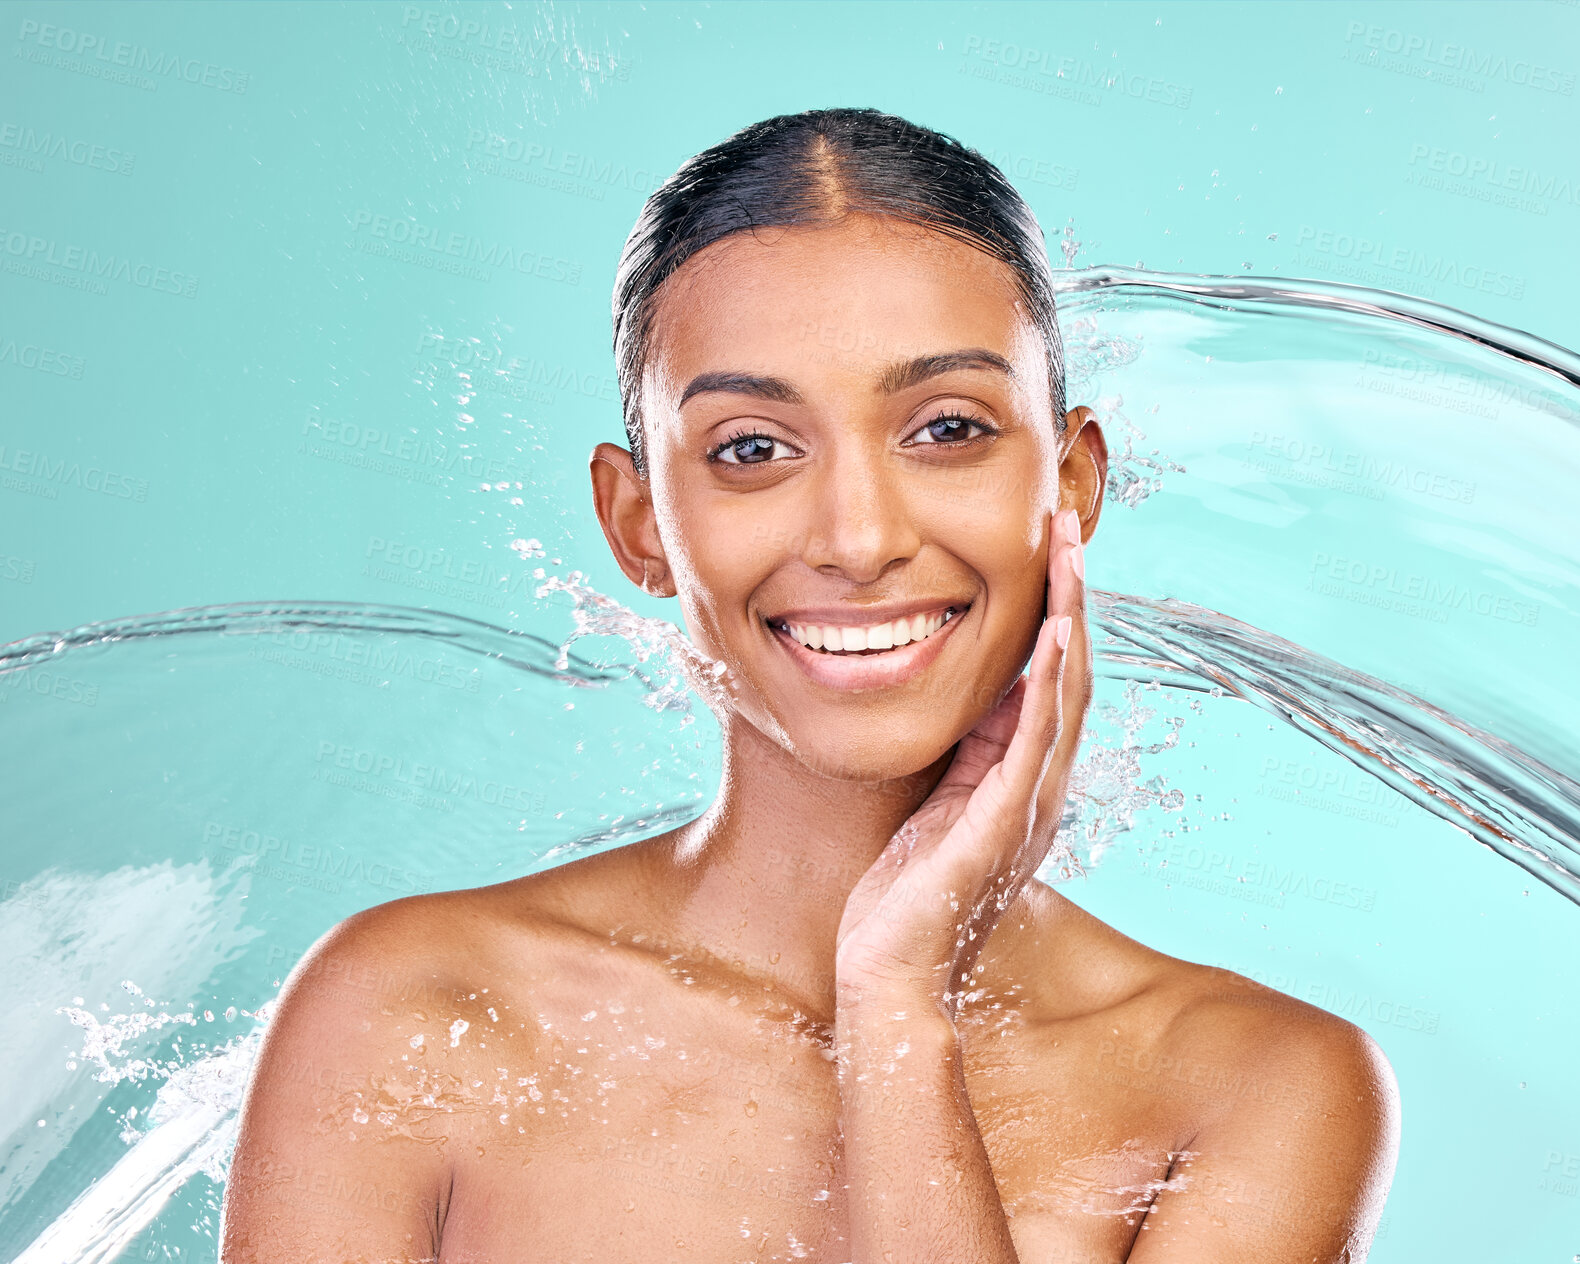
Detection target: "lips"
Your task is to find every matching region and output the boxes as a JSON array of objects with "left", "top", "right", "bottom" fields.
[
  {"left": 771, "top": 606, "right": 962, "bottom": 655},
  {"left": 764, "top": 603, "right": 972, "bottom": 691}
]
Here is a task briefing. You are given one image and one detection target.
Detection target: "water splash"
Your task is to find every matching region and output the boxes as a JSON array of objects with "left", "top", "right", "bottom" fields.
[
  {"left": 1088, "top": 395, "right": 1188, "bottom": 512},
  {"left": 4, "top": 581, "right": 1573, "bottom": 905},
  {"left": 14, "top": 996, "right": 270, "bottom": 1264},
  {"left": 59, "top": 988, "right": 200, "bottom": 1099},
  {"left": 1049, "top": 680, "right": 1190, "bottom": 878},
  {"left": 1054, "top": 264, "right": 1580, "bottom": 398},
  {"left": 1091, "top": 589, "right": 1580, "bottom": 903},
  {"left": 533, "top": 569, "right": 735, "bottom": 715},
  {"left": 8, "top": 579, "right": 1572, "bottom": 1255},
  {"left": 1003, "top": 1142, "right": 1202, "bottom": 1221},
  {"left": 6, "top": 264, "right": 1580, "bottom": 1260}
]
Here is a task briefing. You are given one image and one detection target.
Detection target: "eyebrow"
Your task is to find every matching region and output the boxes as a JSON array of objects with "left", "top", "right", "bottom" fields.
[{"left": 677, "top": 348, "right": 1016, "bottom": 408}]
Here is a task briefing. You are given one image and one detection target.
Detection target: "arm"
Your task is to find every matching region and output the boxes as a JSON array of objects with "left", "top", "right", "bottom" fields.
[
  {"left": 220, "top": 905, "right": 459, "bottom": 1264},
  {"left": 835, "top": 982, "right": 1021, "bottom": 1264},
  {"left": 832, "top": 505, "right": 1087, "bottom": 1263},
  {"left": 1126, "top": 1013, "right": 1401, "bottom": 1263}
]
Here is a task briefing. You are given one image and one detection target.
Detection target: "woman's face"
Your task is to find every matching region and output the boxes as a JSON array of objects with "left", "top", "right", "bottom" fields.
[{"left": 620, "top": 212, "right": 1074, "bottom": 784}]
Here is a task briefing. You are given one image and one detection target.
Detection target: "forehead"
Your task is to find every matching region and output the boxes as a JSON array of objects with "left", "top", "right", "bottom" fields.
[{"left": 644, "top": 215, "right": 1041, "bottom": 395}]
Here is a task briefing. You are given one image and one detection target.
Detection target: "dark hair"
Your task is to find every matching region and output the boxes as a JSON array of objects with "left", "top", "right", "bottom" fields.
[{"left": 611, "top": 107, "right": 1067, "bottom": 476}]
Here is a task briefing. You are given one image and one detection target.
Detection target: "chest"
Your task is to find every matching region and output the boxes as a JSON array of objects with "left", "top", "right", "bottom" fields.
[{"left": 432, "top": 1007, "right": 1188, "bottom": 1264}]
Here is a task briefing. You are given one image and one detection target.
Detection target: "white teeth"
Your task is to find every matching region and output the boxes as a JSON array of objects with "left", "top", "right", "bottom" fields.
[{"left": 782, "top": 608, "right": 958, "bottom": 654}]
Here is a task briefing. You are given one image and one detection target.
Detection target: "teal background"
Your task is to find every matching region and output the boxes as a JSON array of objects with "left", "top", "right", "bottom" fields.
[
  {"left": 2, "top": 2, "right": 1578, "bottom": 1260},
  {"left": 3, "top": 0, "right": 1579, "bottom": 640}
]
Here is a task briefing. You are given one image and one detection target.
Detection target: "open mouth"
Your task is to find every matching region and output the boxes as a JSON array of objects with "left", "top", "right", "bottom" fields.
[{"left": 766, "top": 605, "right": 968, "bottom": 656}]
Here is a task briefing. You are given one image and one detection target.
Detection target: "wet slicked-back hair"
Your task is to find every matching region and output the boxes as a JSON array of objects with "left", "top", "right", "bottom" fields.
[{"left": 611, "top": 106, "right": 1067, "bottom": 477}]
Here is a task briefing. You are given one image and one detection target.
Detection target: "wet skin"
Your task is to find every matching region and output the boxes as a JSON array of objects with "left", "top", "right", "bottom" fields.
[{"left": 221, "top": 214, "right": 1399, "bottom": 1263}]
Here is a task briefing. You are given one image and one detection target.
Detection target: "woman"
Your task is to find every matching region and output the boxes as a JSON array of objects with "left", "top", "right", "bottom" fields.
[{"left": 221, "top": 107, "right": 1399, "bottom": 1263}]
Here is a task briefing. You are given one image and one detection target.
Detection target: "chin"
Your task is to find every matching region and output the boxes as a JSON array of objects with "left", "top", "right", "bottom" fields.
[
  {"left": 781, "top": 715, "right": 961, "bottom": 792},
  {"left": 716, "top": 624, "right": 1025, "bottom": 785}
]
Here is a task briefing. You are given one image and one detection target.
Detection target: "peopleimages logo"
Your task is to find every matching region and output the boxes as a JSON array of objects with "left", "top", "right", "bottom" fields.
[
  {"left": 463, "top": 132, "right": 658, "bottom": 196},
  {"left": 300, "top": 412, "right": 528, "bottom": 486},
  {"left": 1341, "top": 21, "right": 1576, "bottom": 95},
  {"left": 1308, "top": 551, "right": 1541, "bottom": 627},
  {"left": 1245, "top": 429, "right": 1478, "bottom": 505},
  {"left": 0, "top": 226, "right": 199, "bottom": 298},
  {"left": 397, "top": 5, "right": 630, "bottom": 82},
  {"left": 346, "top": 211, "right": 582, "bottom": 286},
  {"left": 1294, "top": 225, "right": 1525, "bottom": 299},
  {"left": 311, "top": 741, "right": 548, "bottom": 814},
  {"left": 971, "top": 144, "right": 1080, "bottom": 192},
  {"left": 202, "top": 820, "right": 428, "bottom": 896},
  {"left": 14, "top": 18, "right": 251, "bottom": 93},
  {"left": 960, "top": 35, "right": 1193, "bottom": 108},
  {"left": 0, "top": 445, "right": 149, "bottom": 501},
  {"left": 1406, "top": 144, "right": 1580, "bottom": 211},
  {"left": 0, "top": 337, "right": 86, "bottom": 379},
  {"left": 414, "top": 333, "right": 618, "bottom": 402},
  {"left": 1359, "top": 348, "right": 1580, "bottom": 425},
  {"left": 362, "top": 536, "right": 539, "bottom": 609},
  {"left": 0, "top": 123, "right": 135, "bottom": 176}
]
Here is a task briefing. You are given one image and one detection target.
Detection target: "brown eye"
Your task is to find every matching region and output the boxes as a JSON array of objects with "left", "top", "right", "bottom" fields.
[
  {"left": 708, "top": 431, "right": 796, "bottom": 465},
  {"left": 907, "top": 412, "right": 995, "bottom": 445}
]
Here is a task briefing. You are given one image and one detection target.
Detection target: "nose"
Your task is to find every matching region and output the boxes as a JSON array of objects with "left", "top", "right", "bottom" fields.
[{"left": 799, "top": 439, "right": 922, "bottom": 584}]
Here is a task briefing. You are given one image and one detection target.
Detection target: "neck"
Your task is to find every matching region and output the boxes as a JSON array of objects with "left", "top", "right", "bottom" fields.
[{"left": 634, "top": 711, "right": 958, "bottom": 1022}]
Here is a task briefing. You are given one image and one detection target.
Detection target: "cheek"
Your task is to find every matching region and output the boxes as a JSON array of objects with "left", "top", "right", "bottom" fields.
[
  {"left": 974, "top": 517, "right": 1053, "bottom": 641},
  {"left": 662, "top": 513, "right": 767, "bottom": 656}
]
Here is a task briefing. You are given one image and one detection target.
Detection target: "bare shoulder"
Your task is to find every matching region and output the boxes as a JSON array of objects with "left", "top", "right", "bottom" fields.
[
  {"left": 265, "top": 831, "right": 677, "bottom": 1055},
  {"left": 222, "top": 884, "right": 578, "bottom": 1261},
  {"left": 1166, "top": 960, "right": 1400, "bottom": 1123},
  {"left": 1117, "top": 958, "right": 1401, "bottom": 1259},
  {"left": 239, "top": 889, "right": 526, "bottom": 1121},
  {"left": 1031, "top": 902, "right": 1401, "bottom": 1259},
  {"left": 1037, "top": 889, "right": 1396, "bottom": 1110},
  {"left": 1118, "top": 933, "right": 1398, "bottom": 1128},
  {"left": 1027, "top": 891, "right": 1398, "bottom": 1156},
  {"left": 270, "top": 873, "right": 600, "bottom": 1035},
  {"left": 277, "top": 889, "right": 503, "bottom": 1019}
]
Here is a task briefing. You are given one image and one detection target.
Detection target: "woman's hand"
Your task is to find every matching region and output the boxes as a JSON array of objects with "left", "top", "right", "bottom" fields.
[{"left": 833, "top": 505, "right": 1091, "bottom": 1015}]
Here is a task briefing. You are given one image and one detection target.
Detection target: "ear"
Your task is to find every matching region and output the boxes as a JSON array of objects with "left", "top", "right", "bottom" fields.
[
  {"left": 589, "top": 442, "right": 677, "bottom": 598},
  {"left": 1059, "top": 405, "right": 1109, "bottom": 545}
]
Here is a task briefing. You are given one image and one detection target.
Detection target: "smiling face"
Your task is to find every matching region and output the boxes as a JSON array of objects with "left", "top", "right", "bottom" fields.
[{"left": 601, "top": 212, "right": 1071, "bottom": 784}]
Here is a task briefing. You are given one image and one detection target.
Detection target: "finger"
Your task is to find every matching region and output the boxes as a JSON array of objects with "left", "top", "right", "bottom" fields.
[
  {"left": 1032, "top": 513, "right": 1091, "bottom": 825},
  {"left": 933, "top": 508, "right": 1075, "bottom": 800},
  {"left": 932, "top": 675, "right": 1027, "bottom": 795},
  {"left": 1000, "top": 508, "right": 1078, "bottom": 794},
  {"left": 993, "top": 505, "right": 1065, "bottom": 776}
]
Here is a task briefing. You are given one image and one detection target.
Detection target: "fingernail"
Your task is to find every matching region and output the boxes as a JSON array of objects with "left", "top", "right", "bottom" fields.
[
  {"left": 1055, "top": 616, "right": 1072, "bottom": 650},
  {"left": 1062, "top": 510, "right": 1081, "bottom": 546},
  {"left": 1069, "top": 543, "right": 1084, "bottom": 581}
]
